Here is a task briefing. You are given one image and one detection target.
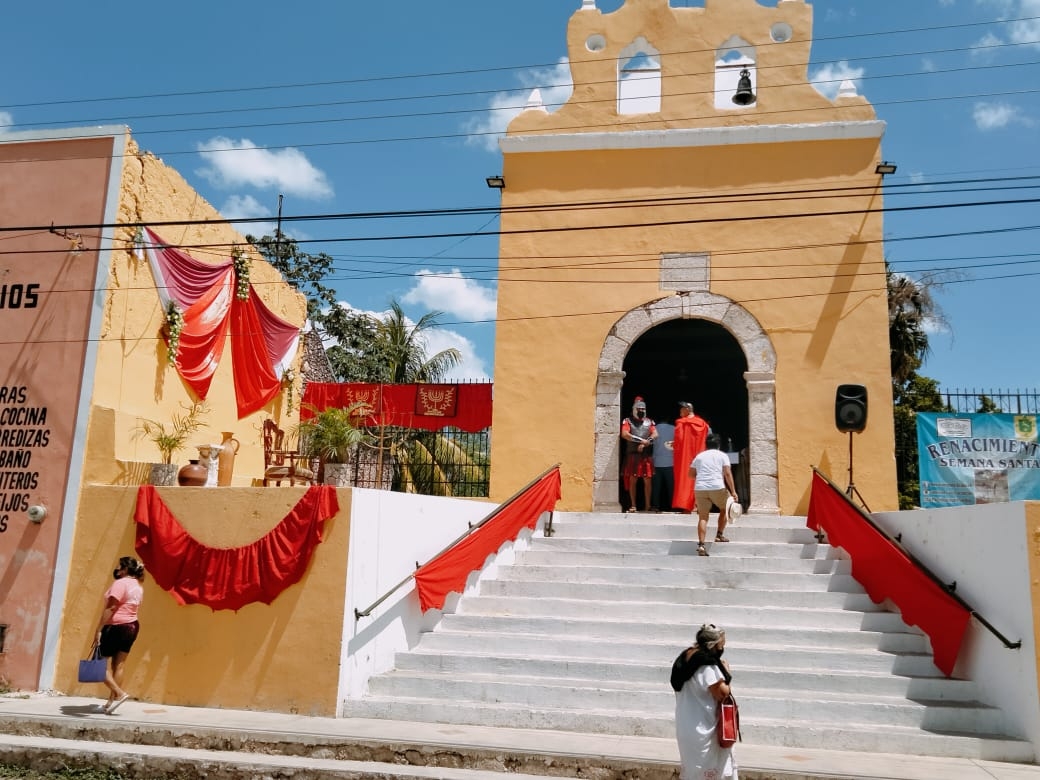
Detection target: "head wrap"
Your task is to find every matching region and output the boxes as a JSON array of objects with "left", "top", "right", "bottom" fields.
[{"left": 696, "top": 623, "right": 725, "bottom": 650}]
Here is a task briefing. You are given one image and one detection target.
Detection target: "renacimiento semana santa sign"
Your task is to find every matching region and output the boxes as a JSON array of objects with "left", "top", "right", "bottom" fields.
[{"left": 917, "top": 412, "right": 1040, "bottom": 508}]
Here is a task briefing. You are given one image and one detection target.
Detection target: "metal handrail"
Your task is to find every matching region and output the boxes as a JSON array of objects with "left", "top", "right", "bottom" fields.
[
  {"left": 354, "top": 463, "right": 561, "bottom": 621},
  {"left": 812, "top": 467, "right": 1020, "bottom": 650}
]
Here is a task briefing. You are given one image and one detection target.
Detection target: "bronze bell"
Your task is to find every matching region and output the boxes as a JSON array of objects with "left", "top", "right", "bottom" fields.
[{"left": 732, "top": 68, "right": 756, "bottom": 106}]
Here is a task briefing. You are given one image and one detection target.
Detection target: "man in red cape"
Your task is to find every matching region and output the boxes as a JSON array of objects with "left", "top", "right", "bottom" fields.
[{"left": 672, "top": 401, "right": 710, "bottom": 513}]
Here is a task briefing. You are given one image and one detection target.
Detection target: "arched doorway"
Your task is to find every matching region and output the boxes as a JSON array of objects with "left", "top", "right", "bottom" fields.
[{"left": 592, "top": 293, "right": 779, "bottom": 514}]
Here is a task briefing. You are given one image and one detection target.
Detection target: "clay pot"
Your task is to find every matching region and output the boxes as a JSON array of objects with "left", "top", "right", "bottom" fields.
[
  {"left": 177, "top": 459, "right": 208, "bottom": 487},
  {"left": 217, "top": 431, "right": 240, "bottom": 486}
]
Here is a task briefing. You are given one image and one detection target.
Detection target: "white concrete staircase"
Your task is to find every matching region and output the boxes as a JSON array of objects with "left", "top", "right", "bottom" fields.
[{"left": 343, "top": 511, "right": 1033, "bottom": 762}]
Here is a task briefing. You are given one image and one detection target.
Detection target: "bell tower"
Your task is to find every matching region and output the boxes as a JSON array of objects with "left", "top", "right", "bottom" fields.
[{"left": 489, "top": 0, "right": 897, "bottom": 514}]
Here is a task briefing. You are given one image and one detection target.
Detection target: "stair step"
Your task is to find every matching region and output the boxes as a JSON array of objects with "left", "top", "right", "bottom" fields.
[
  {"left": 343, "top": 696, "right": 1030, "bottom": 761},
  {"left": 436, "top": 615, "right": 928, "bottom": 653},
  {"left": 478, "top": 579, "right": 874, "bottom": 609},
  {"left": 347, "top": 510, "right": 1024, "bottom": 761}
]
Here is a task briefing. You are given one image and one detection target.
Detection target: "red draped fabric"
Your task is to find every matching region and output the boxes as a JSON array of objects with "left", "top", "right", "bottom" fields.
[
  {"left": 143, "top": 230, "right": 303, "bottom": 417},
  {"left": 145, "top": 228, "right": 232, "bottom": 308},
  {"left": 301, "top": 382, "right": 493, "bottom": 432},
  {"left": 414, "top": 467, "right": 561, "bottom": 612},
  {"left": 134, "top": 485, "right": 339, "bottom": 611},
  {"left": 230, "top": 293, "right": 282, "bottom": 418},
  {"left": 807, "top": 471, "right": 970, "bottom": 677},
  {"left": 251, "top": 285, "right": 302, "bottom": 376},
  {"left": 174, "top": 268, "right": 233, "bottom": 399}
]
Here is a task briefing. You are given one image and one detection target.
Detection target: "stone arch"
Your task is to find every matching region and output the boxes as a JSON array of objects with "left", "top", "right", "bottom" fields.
[{"left": 592, "top": 292, "right": 779, "bottom": 514}]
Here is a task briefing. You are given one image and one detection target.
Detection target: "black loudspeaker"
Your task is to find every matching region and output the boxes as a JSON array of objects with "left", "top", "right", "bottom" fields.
[{"left": 835, "top": 384, "right": 868, "bottom": 433}]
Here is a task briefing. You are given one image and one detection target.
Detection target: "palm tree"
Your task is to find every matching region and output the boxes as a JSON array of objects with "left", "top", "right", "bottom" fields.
[
  {"left": 378, "top": 300, "right": 462, "bottom": 383},
  {"left": 363, "top": 300, "right": 485, "bottom": 496}
]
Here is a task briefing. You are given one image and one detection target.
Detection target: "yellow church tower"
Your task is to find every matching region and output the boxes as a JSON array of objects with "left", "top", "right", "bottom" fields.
[{"left": 489, "top": 0, "right": 897, "bottom": 515}]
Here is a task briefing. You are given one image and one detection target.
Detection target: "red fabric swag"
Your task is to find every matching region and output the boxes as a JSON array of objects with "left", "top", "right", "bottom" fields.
[
  {"left": 230, "top": 293, "right": 282, "bottom": 418},
  {"left": 134, "top": 485, "right": 339, "bottom": 611},
  {"left": 807, "top": 471, "right": 970, "bottom": 677},
  {"left": 302, "top": 382, "right": 493, "bottom": 433},
  {"left": 414, "top": 467, "right": 561, "bottom": 612}
]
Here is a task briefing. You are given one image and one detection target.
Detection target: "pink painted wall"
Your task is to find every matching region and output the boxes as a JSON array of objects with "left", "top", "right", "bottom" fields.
[{"left": 0, "top": 135, "right": 116, "bottom": 689}]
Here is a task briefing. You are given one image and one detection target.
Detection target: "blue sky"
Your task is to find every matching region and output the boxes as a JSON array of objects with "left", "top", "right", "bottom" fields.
[{"left": 2, "top": 1, "right": 1038, "bottom": 391}]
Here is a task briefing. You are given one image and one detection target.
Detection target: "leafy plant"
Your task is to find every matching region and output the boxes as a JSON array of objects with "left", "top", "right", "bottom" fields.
[
  {"left": 135, "top": 401, "right": 209, "bottom": 464},
  {"left": 296, "top": 403, "right": 370, "bottom": 464}
]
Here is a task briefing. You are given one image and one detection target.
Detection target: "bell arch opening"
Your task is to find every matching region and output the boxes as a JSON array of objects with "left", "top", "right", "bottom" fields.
[{"left": 593, "top": 294, "right": 779, "bottom": 514}]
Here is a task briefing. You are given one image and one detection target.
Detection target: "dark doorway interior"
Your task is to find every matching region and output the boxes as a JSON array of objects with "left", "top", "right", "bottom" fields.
[{"left": 621, "top": 319, "right": 749, "bottom": 450}]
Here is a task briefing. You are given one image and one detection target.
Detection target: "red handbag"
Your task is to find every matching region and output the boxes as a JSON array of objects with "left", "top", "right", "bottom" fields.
[{"left": 717, "top": 693, "right": 740, "bottom": 748}]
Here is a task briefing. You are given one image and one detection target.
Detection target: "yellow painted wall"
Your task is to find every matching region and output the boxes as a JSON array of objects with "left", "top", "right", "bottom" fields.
[
  {"left": 489, "top": 0, "right": 897, "bottom": 513},
  {"left": 91, "top": 136, "right": 307, "bottom": 486},
  {"left": 54, "top": 485, "right": 349, "bottom": 715},
  {"left": 1027, "top": 503, "right": 1040, "bottom": 692}
]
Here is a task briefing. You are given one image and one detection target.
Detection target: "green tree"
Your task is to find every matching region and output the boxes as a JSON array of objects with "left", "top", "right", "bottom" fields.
[
  {"left": 888, "top": 267, "right": 950, "bottom": 509},
  {"left": 249, "top": 233, "right": 484, "bottom": 496},
  {"left": 976, "top": 394, "right": 1001, "bottom": 413}
]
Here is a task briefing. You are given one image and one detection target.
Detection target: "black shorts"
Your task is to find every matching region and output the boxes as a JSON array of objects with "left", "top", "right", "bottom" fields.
[{"left": 99, "top": 621, "right": 140, "bottom": 657}]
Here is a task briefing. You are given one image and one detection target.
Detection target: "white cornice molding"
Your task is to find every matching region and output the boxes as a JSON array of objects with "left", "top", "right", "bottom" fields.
[
  {"left": 0, "top": 125, "right": 128, "bottom": 144},
  {"left": 499, "top": 120, "right": 886, "bottom": 154}
]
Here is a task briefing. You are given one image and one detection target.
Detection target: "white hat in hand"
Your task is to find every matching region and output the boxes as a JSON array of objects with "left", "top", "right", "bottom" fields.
[{"left": 726, "top": 496, "right": 742, "bottom": 523}]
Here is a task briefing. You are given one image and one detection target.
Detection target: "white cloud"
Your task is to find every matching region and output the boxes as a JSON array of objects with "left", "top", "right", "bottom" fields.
[
  {"left": 970, "top": 31, "right": 1005, "bottom": 57},
  {"left": 972, "top": 101, "right": 1022, "bottom": 129},
  {"left": 938, "top": 0, "right": 955, "bottom": 6},
  {"left": 218, "top": 194, "right": 277, "bottom": 237},
  {"left": 195, "top": 137, "right": 333, "bottom": 199},
  {"left": 973, "top": 1, "right": 1040, "bottom": 53},
  {"left": 466, "top": 59, "right": 573, "bottom": 153},
  {"left": 809, "top": 61, "right": 866, "bottom": 100},
  {"left": 0, "top": 111, "right": 12, "bottom": 133},
  {"left": 402, "top": 269, "right": 497, "bottom": 320}
]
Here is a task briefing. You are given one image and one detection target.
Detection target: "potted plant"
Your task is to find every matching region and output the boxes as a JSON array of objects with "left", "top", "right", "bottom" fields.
[
  {"left": 136, "top": 401, "right": 209, "bottom": 485},
  {"left": 295, "top": 403, "right": 370, "bottom": 487}
]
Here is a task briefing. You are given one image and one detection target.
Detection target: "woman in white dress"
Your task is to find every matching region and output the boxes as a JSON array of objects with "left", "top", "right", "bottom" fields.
[{"left": 670, "top": 623, "right": 737, "bottom": 780}]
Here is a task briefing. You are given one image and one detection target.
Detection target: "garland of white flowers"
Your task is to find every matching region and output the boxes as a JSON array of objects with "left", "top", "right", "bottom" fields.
[
  {"left": 282, "top": 367, "right": 297, "bottom": 413},
  {"left": 232, "top": 246, "right": 251, "bottom": 300},
  {"left": 164, "top": 300, "right": 184, "bottom": 365}
]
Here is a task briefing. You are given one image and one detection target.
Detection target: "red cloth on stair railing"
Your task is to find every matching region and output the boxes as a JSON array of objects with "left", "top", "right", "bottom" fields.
[
  {"left": 413, "top": 467, "right": 561, "bottom": 612},
  {"left": 807, "top": 471, "right": 970, "bottom": 677}
]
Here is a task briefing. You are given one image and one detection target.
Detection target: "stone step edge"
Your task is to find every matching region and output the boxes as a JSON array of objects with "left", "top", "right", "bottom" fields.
[
  {"left": 346, "top": 697, "right": 1023, "bottom": 744},
  {"left": 0, "top": 733, "right": 629, "bottom": 780},
  {"left": 371, "top": 671, "right": 985, "bottom": 706},
  {"left": 0, "top": 716, "right": 677, "bottom": 780}
]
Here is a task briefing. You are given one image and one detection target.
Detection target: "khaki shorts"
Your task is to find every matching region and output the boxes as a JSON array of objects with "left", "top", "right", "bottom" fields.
[{"left": 695, "top": 488, "right": 731, "bottom": 516}]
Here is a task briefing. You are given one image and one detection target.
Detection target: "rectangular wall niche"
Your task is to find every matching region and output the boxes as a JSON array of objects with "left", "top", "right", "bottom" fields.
[
  {"left": 0, "top": 624, "right": 7, "bottom": 654},
  {"left": 660, "top": 252, "right": 710, "bottom": 292}
]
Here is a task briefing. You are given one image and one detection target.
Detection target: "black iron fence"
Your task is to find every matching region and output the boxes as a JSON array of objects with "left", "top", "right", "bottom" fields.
[
  {"left": 341, "top": 426, "right": 490, "bottom": 497},
  {"left": 938, "top": 388, "right": 1040, "bottom": 414}
]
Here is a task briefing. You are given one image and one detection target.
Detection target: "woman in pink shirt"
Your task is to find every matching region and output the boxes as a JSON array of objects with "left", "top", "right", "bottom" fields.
[{"left": 94, "top": 556, "right": 145, "bottom": 714}]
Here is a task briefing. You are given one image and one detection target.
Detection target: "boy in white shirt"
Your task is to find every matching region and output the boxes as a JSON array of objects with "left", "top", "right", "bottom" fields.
[{"left": 689, "top": 434, "right": 738, "bottom": 556}]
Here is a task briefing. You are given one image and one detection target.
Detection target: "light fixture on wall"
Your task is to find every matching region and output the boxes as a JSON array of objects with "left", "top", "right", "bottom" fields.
[
  {"left": 732, "top": 68, "right": 756, "bottom": 106},
  {"left": 486, "top": 175, "right": 506, "bottom": 189},
  {"left": 875, "top": 161, "right": 897, "bottom": 176}
]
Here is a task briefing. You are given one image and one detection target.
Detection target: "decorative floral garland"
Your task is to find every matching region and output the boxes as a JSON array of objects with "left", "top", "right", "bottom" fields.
[
  {"left": 282, "top": 367, "right": 297, "bottom": 413},
  {"left": 232, "top": 246, "right": 251, "bottom": 300},
  {"left": 165, "top": 300, "right": 184, "bottom": 365},
  {"left": 132, "top": 226, "right": 145, "bottom": 260}
]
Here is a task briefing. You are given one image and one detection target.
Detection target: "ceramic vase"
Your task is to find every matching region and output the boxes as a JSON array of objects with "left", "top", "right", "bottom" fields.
[
  {"left": 217, "top": 431, "right": 240, "bottom": 486},
  {"left": 177, "top": 459, "right": 208, "bottom": 487},
  {"left": 196, "top": 444, "right": 223, "bottom": 487}
]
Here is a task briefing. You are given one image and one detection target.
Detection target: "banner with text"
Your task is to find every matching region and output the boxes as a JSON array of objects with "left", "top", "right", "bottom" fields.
[{"left": 917, "top": 412, "right": 1040, "bottom": 508}]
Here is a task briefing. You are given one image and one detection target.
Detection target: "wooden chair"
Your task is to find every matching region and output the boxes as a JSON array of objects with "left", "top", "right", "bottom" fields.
[{"left": 262, "top": 419, "right": 316, "bottom": 486}]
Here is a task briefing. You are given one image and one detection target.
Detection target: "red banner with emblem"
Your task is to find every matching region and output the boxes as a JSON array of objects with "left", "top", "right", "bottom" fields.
[{"left": 301, "top": 382, "right": 492, "bottom": 432}]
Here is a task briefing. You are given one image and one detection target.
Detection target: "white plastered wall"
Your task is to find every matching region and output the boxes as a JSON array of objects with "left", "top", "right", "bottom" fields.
[
  {"left": 874, "top": 502, "right": 1040, "bottom": 755},
  {"left": 336, "top": 488, "right": 548, "bottom": 711}
]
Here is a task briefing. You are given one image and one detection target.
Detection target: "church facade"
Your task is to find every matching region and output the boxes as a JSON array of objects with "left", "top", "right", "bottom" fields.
[{"left": 489, "top": 0, "right": 898, "bottom": 515}]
